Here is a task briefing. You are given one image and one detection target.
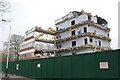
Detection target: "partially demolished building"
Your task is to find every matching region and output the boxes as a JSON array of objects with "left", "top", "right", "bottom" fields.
[
  {"left": 19, "top": 10, "right": 112, "bottom": 59},
  {"left": 55, "top": 11, "right": 111, "bottom": 56}
]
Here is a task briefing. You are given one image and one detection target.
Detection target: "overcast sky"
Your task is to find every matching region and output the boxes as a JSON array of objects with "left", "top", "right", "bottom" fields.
[{"left": 0, "top": 0, "right": 119, "bottom": 50}]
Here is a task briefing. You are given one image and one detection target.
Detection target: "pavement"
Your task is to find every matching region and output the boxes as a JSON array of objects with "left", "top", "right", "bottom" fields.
[{"left": 0, "top": 72, "right": 36, "bottom": 80}]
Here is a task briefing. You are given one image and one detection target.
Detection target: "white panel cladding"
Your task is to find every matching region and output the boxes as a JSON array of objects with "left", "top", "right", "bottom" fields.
[
  {"left": 60, "top": 25, "right": 87, "bottom": 39},
  {"left": 61, "top": 48, "right": 96, "bottom": 56},
  {"left": 56, "top": 21, "right": 70, "bottom": 30},
  {"left": 20, "top": 38, "right": 35, "bottom": 46},
  {"left": 61, "top": 31, "right": 71, "bottom": 39},
  {"left": 101, "top": 39, "right": 110, "bottom": 47},
  {"left": 56, "top": 14, "right": 88, "bottom": 30},
  {"left": 75, "top": 14, "right": 88, "bottom": 24},
  {"left": 90, "top": 37, "right": 110, "bottom": 47},
  {"left": 20, "top": 41, "right": 34, "bottom": 50},
  {"left": 26, "top": 32, "right": 34, "bottom": 38},
  {"left": 61, "top": 36, "right": 89, "bottom": 48},
  {"left": 34, "top": 42, "right": 54, "bottom": 50},
  {"left": 87, "top": 25, "right": 109, "bottom": 37},
  {"left": 57, "top": 22, "right": 109, "bottom": 39},
  {"left": 76, "top": 48, "right": 95, "bottom": 54},
  {"left": 91, "top": 16, "right": 97, "bottom": 23},
  {"left": 76, "top": 36, "right": 89, "bottom": 46},
  {"left": 60, "top": 36, "right": 110, "bottom": 49},
  {"left": 62, "top": 20, "right": 70, "bottom": 28},
  {"left": 20, "top": 49, "right": 35, "bottom": 54},
  {"left": 59, "top": 24, "right": 109, "bottom": 39},
  {"left": 61, "top": 41, "right": 71, "bottom": 48},
  {"left": 60, "top": 24, "right": 109, "bottom": 39},
  {"left": 55, "top": 12, "right": 110, "bottom": 55}
]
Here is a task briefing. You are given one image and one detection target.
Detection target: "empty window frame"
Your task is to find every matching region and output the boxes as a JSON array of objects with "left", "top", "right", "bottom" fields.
[
  {"left": 88, "top": 25, "right": 90, "bottom": 27},
  {"left": 71, "top": 20, "right": 75, "bottom": 25},
  {"left": 60, "top": 44, "right": 61, "bottom": 48},
  {"left": 84, "top": 38, "right": 87, "bottom": 45},
  {"left": 99, "top": 41, "right": 101, "bottom": 46},
  {"left": 57, "top": 45, "right": 59, "bottom": 49},
  {"left": 72, "top": 41, "right": 76, "bottom": 47},
  {"left": 60, "top": 28, "right": 62, "bottom": 30},
  {"left": 56, "top": 36, "right": 59, "bottom": 39},
  {"left": 56, "top": 27, "right": 58, "bottom": 31},
  {"left": 108, "top": 33, "right": 109, "bottom": 37},
  {"left": 71, "top": 30, "right": 76, "bottom": 36},
  {"left": 90, "top": 38, "right": 93, "bottom": 43},
  {"left": 84, "top": 27, "right": 87, "bottom": 33},
  {"left": 88, "top": 16, "right": 91, "bottom": 20},
  {"left": 72, "top": 52, "right": 76, "bottom": 55}
]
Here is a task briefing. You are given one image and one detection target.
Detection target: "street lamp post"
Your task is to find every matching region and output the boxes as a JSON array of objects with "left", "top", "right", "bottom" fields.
[{"left": 1, "top": 19, "right": 11, "bottom": 77}]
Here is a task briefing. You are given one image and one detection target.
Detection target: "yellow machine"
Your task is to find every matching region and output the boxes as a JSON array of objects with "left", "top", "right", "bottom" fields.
[
  {"left": 48, "top": 27, "right": 56, "bottom": 31},
  {"left": 36, "top": 27, "right": 56, "bottom": 39}
]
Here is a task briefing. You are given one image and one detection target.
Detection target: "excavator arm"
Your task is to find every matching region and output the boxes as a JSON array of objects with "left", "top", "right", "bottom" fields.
[
  {"left": 48, "top": 27, "right": 56, "bottom": 31},
  {"left": 36, "top": 27, "right": 56, "bottom": 39},
  {"left": 36, "top": 33, "right": 45, "bottom": 38}
]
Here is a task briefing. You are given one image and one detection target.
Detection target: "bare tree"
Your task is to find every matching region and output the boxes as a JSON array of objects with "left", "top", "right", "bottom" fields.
[
  {"left": 0, "top": 0, "right": 11, "bottom": 18},
  {"left": 3, "top": 34, "right": 25, "bottom": 60}
]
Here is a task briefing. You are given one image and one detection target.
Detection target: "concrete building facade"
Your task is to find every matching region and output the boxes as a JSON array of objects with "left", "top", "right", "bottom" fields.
[
  {"left": 19, "top": 27, "right": 55, "bottom": 59},
  {"left": 19, "top": 10, "right": 112, "bottom": 59},
  {"left": 55, "top": 11, "right": 111, "bottom": 56}
]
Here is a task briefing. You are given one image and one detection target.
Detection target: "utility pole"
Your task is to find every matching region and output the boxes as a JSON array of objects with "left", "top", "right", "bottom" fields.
[
  {"left": 1, "top": 19, "right": 11, "bottom": 77},
  {"left": 0, "top": 0, "right": 11, "bottom": 77}
]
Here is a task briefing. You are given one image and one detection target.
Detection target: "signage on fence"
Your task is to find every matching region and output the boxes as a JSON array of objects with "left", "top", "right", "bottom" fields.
[
  {"left": 99, "top": 62, "right": 109, "bottom": 69},
  {"left": 37, "top": 64, "right": 41, "bottom": 68},
  {"left": 16, "top": 64, "right": 19, "bottom": 70}
]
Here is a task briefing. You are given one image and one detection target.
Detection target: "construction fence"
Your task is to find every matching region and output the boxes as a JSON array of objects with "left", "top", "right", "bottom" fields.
[{"left": 2, "top": 49, "right": 120, "bottom": 79}]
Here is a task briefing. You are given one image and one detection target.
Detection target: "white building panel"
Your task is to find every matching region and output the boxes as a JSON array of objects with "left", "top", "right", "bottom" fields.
[
  {"left": 20, "top": 38, "right": 35, "bottom": 46},
  {"left": 55, "top": 11, "right": 110, "bottom": 56},
  {"left": 75, "top": 14, "right": 88, "bottom": 24},
  {"left": 61, "top": 31, "right": 70, "bottom": 39},
  {"left": 20, "top": 41, "right": 34, "bottom": 50},
  {"left": 61, "top": 41, "right": 71, "bottom": 48},
  {"left": 75, "top": 48, "right": 95, "bottom": 54},
  {"left": 91, "top": 16, "right": 97, "bottom": 23},
  {"left": 92, "top": 37, "right": 110, "bottom": 47},
  {"left": 76, "top": 36, "right": 89, "bottom": 46},
  {"left": 56, "top": 14, "right": 88, "bottom": 31},
  {"left": 59, "top": 24, "right": 109, "bottom": 39},
  {"left": 20, "top": 49, "right": 35, "bottom": 54},
  {"left": 60, "top": 25, "right": 87, "bottom": 39},
  {"left": 87, "top": 25, "right": 109, "bottom": 37},
  {"left": 95, "top": 28, "right": 108, "bottom": 37},
  {"left": 26, "top": 32, "right": 34, "bottom": 38},
  {"left": 61, "top": 36, "right": 89, "bottom": 48},
  {"left": 60, "top": 36, "right": 110, "bottom": 49},
  {"left": 61, "top": 48, "right": 96, "bottom": 56}
]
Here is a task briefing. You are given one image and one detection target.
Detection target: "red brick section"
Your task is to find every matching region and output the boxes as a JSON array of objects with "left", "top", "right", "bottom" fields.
[
  {"left": 24, "top": 36, "right": 34, "bottom": 41},
  {"left": 20, "top": 47, "right": 34, "bottom": 52}
]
